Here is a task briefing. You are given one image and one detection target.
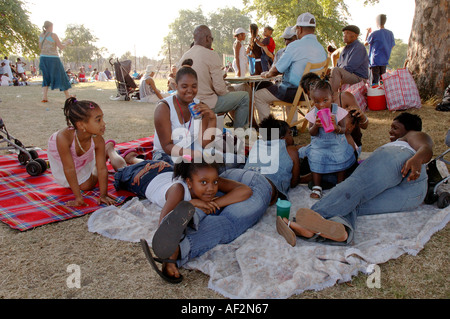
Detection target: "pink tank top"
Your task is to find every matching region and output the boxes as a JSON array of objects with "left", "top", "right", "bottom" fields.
[{"left": 48, "top": 129, "right": 95, "bottom": 170}]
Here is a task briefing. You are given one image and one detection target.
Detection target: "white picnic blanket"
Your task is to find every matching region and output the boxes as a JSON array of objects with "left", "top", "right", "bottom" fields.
[{"left": 88, "top": 182, "right": 450, "bottom": 299}]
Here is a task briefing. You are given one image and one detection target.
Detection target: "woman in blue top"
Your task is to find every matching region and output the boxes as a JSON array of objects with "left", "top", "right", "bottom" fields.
[{"left": 39, "top": 21, "right": 73, "bottom": 102}]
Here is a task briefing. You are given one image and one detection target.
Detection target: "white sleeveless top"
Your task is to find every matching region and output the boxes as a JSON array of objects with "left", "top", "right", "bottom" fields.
[
  {"left": 382, "top": 140, "right": 416, "bottom": 154},
  {"left": 153, "top": 95, "right": 202, "bottom": 160}
]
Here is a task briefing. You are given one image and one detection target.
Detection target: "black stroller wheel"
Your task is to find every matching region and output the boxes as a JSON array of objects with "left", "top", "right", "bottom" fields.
[
  {"left": 29, "top": 150, "right": 38, "bottom": 159},
  {"left": 26, "top": 160, "right": 43, "bottom": 176},
  {"left": 18, "top": 151, "right": 30, "bottom": 165},
  {"left": 35, "top": 158, "right": 47, "bottom": 174},
  {"left": 437, "top": 192, "right": 450, "bottom": 209}
]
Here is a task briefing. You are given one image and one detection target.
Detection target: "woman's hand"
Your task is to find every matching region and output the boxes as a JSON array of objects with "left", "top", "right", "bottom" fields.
[
  {"left": 401, "top": 156, "right": 423, "bottom": 182},
  {"left": 195, "top": 102, "right": 215, "bottom": 120},
  {"left": 189, "top": 199, "right": 220, "bottom": 214}
]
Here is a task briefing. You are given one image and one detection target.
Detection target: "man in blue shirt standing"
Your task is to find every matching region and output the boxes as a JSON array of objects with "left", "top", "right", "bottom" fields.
[
  {"left": 364, "top": 14, "right": 395, "bottom": 85},
  {"left": 254, "top": 12, "right": 327, "bottom": 126},
  {"left": 329, "top": 25, "right": 369, "bottom": 95}
]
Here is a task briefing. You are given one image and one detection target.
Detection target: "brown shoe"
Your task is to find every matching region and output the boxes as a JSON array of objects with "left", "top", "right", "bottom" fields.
[
  {"left": 295, "top": 208, "right": 348, "bottom": 242},
  {"left": 276, "top": 216, "right": 296, "bottom": 247}
]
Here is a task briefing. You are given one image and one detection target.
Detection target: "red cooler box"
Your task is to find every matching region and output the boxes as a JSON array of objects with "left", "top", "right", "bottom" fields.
[{"left": 367, "top": 85, "right": 386, "bottom": 111}]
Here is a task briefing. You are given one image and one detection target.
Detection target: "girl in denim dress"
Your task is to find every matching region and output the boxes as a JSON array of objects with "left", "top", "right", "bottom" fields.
[{"left": 298, "top": 80, "right": 355, "bottom": 199}]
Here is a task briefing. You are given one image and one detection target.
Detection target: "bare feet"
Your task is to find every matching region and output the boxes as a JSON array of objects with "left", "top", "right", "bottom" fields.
[
  {"left": 282, "top": 218, "right": 315, "bottom": 238},
  {"left": 123, "top": 151, "right": 142, "bottom": 165},
  {"left": 163, "top": 246, "right": 181, "bottom": 279},
  {"left": 295, "top": 208, "right": 348, "bottom": 242},
  {"left": 105, "top": 141, "right": 127, "bottom": 171}
]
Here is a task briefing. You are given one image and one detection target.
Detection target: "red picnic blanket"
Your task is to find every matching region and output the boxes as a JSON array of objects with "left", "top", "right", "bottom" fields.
[{"left": 0, "top": 136, "right": 154, "bottom": 231}]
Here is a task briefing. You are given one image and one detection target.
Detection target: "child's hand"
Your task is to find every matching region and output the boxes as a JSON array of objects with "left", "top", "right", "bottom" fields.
[
  {"left": 190, "top": 199, "right": 220, "bottom": 214},
  {"left": 66, "top": 197, "right": 88, "bottom": 207},
  {"left": 331, "top": 116, "right": 338, "bottom": 129},
  {"left": 98, "top": 194, "right": 116, "bottom": 206},
  {"left": 314, "top": 117, "right": 323, "bottom": 128}
]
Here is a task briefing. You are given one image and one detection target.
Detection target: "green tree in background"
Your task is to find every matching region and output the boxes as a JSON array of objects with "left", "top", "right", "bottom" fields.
[
  {"left": 162, "top": 7, "right": 251, "bottom": 64},
  {"left": 242, "top": 0, "right": 351, "bottom": 50},
  {"left": 388, "top": 39, "right": 408, "bottom": 70},
  {"left": 0, "top": 0, "right": 40, "bottom": 56},
  {"left": 163, "top": 7, "right": 208, "bottom": 63},
  {"left": 209, "top": 7, "right": 251, "bottom": 57},
  {"left": 62, "top": 24, "right": 100, "bottom": 67}
]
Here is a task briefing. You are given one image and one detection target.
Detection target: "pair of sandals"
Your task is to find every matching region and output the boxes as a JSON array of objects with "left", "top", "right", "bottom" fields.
[
  {"left": 276, "top": 208, "right": 348, "bottom": 247},
  {"left": 141, "top": 201, "right": 195, "bottom": 284}
]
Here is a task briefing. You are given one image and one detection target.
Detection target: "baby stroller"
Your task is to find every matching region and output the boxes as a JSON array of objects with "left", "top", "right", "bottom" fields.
[
  {"left": 109, "top": 58, "right": 138, "bottom": 101},
  {"left": 0, "top": 117, "right": 47, "bottom": 176},
  {"left": 424, "top": 129, "right": 450, "bottom": 208}
]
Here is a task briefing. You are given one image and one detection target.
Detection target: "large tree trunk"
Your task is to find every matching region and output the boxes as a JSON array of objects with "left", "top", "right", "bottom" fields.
[{"left": 407, "top": 0, "right": 449, "bottom": 100}]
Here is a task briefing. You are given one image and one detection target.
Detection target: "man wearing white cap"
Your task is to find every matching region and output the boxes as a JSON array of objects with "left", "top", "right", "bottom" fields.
[
  {"left": 254, "top": 13, "right": 327, "bottom": 126},
  {"left": 273, "top": 26, "right": 297, "bottom": 65},
  {"left": 232, "top": 27, "right": 249, "bottom": 77}
]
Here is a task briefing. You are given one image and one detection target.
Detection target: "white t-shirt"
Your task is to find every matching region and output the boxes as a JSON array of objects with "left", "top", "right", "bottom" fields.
[{"left": 145, "top": 172, "right": 191, "bottom": 208}]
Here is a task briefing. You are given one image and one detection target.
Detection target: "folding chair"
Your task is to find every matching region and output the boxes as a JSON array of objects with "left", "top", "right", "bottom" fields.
[{"left": 271, "top": 58, "right": 329, "bottom": 132}]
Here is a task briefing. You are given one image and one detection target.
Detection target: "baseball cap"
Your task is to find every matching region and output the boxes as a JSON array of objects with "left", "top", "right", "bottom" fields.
[
  {"left": 280, "top": 26, "right": 296, "bottom": 39},
  {"left": 233, "top": 27, "right": 248, "bottom": 36},
  {"left": 294, "top": 12, "right": 316, "bottom": 27}
]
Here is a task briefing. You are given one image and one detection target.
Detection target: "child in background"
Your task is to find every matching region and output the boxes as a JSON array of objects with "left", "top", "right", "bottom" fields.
[
  {"left": 298, "top": 80, "right": 355, "bottom": 199},
  {"left": 245, "top": 114, "right": 300, "bottom": 205},
  {"left": 47, "top": 97, "right": 116, "bottom": 207},
  {"left": 258, "top": 26, "right": 276, "bottom": 72},
  {"left": 364, "top": 14, "right": 395, "bottom": 85}
]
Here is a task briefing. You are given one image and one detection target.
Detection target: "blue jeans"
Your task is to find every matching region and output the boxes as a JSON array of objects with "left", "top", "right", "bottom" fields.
[
  {"left": 311, "top": 145, "right": 428, "bottom": 244},
  {"left": 178, "top": 168, "right": 272, "bottom": 266}
]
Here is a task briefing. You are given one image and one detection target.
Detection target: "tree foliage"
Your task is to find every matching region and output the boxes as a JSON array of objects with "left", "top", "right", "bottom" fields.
[
  {"left": 242, "top": 0, "right": 350, "bottom": 49},
  {"left": 388, "top": 39, "right": 408, "bottom": 70},
  {"left": 209, "top": 8, "right": 251, "bottom": 57},
  {"left": 163, "top": 7, "right": 208, "bottom": 63},
  {"left": 0, "top": 0, "right": 40, "bottom": 56},
  {"left": 162, "top": 6, "right": 251, "bottom": 64},
  {"left": 62, "top": 24, "right": 100, "bottom": 66}
]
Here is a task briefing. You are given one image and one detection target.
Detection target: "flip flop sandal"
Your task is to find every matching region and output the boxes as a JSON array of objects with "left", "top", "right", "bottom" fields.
[
  {"left": 121, "top": 148, "right": 138, "bottom": 161},
  {"left": 140, "top": 239, "right": 183, "bottom": 284},
  {"left": 151, "top": 201, "right": 195, "bottom": 259},
  {"left": 276, "top": 216, "right": 296, "bottom": 247},
  {"left": 41, "top": 100, "right": 48, "bottom": 103},
  {"left": 105, "top": 139, "right": 116, "bottom": 147},
  {"left": 295, "top": 208, "right": 347, "bottom": 242},
  {"left": 310, "top": 186, "right": 322, "bottom": 199}
]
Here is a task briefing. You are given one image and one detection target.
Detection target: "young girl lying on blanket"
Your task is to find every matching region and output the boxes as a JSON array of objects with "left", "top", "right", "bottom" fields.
[
  {"left": 298, "top": 80, "right": 355, "bottom": 199},
  {"left": 113, "top": 156, "right": 252, "bottom": 282},
  {"left": 47, "top": 97, "right": 116, "bottom": 207}
]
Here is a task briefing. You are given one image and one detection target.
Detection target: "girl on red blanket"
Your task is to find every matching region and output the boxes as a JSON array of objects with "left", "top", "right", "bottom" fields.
[{"left": 47, "top": 97, "right": 117, "bottom": 207}]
